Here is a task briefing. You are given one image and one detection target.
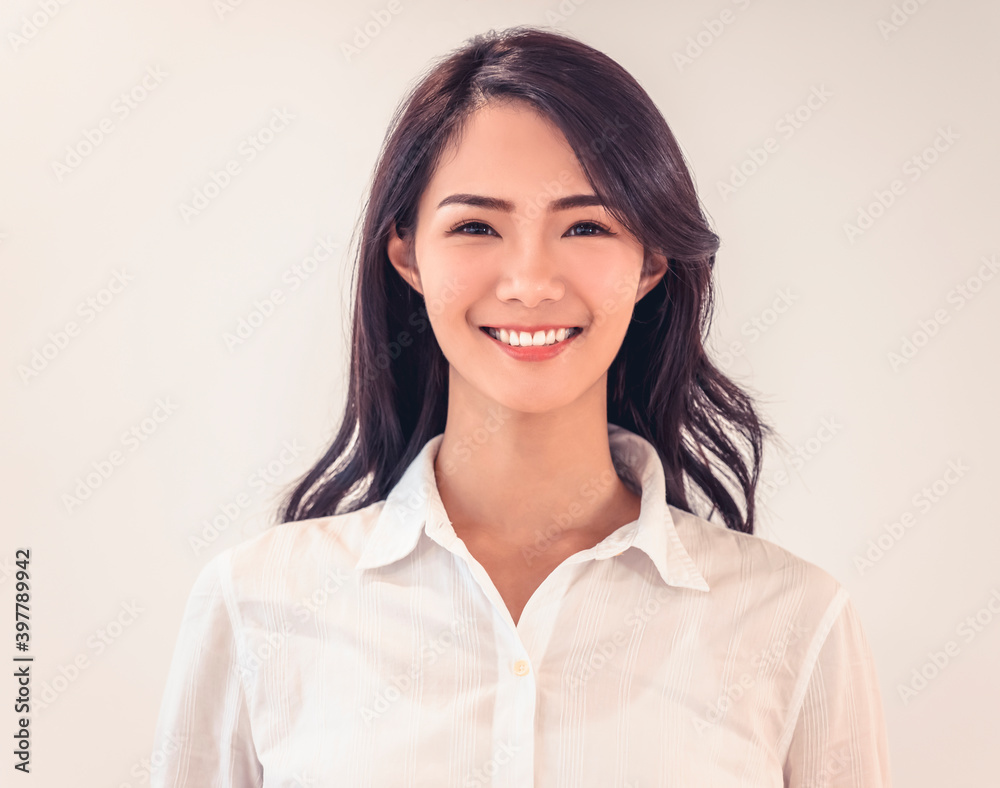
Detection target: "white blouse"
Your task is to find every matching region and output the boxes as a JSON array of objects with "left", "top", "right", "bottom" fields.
[{"left": 150, "top": 423, "right": 892, "bottom": 787}]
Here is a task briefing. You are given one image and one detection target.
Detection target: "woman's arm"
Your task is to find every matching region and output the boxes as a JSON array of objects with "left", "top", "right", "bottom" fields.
[
  {"left": 781, "top": 592, "right": 893, "bottom": 787},
  {"left": 150, "top": 551, "right": 263, "bottom": 787}
]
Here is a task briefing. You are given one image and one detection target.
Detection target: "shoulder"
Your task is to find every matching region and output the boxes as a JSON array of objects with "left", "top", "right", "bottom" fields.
[
  {"left": 669, "top": 503, "right": 845, "bottom": 597},
  {"left": 206, "top": 500, "right": 387, "bottom": 602},
  {"left": 668, "top": 503, "right": 851, "bottom": 637}
]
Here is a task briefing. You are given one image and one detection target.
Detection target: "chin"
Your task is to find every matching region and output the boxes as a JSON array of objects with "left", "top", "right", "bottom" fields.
[{"left": 479, "top": 382, "right": 583, "bottom": 416}]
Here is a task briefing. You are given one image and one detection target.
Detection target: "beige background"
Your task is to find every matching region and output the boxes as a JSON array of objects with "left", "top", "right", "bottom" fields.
[{"left": 3, "top": 0, "right": 998, "bottom": 784}]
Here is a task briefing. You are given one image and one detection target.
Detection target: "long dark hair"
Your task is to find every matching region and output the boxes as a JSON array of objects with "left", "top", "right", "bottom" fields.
[{"left": 276, "top": 25, "right": 775, "bottom": 534}]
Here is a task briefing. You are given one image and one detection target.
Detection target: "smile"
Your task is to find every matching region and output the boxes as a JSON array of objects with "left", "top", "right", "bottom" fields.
[{"left": 480, "top": 326, "right": 582, "bottom": 347}]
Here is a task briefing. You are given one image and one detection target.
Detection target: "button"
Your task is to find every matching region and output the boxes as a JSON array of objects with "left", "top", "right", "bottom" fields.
[{"left": 513, "top": 659, "right": 530, "bottom": 676}]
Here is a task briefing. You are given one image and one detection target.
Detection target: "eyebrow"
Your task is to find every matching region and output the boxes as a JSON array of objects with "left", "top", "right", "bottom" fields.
[{"left": 436, "top": 193, "right": 605, "bottom": 212}]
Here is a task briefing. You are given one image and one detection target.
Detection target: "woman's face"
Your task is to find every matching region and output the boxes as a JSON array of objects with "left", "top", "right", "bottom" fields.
[{"left": 387, "top": 100, "right": 667, "bottom": 416}]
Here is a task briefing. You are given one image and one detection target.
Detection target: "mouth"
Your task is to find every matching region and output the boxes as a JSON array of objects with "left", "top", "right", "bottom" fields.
[{"left": 479, "top": 326, "right": 583, "bottom": 348}]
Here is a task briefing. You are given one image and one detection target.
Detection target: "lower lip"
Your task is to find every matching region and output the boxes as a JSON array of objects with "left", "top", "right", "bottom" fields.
[{"left": 480, "top": 327, "right": 582, "bottom": 361}]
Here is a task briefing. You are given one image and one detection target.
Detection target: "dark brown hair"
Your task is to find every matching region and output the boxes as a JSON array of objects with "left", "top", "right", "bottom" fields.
[{"left": 276, "top": 25, "right": 775, "bottom": 533}]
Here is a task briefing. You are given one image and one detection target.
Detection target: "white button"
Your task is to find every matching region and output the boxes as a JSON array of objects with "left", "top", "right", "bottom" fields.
[{"left": 513, "top": 659, "right": 530, "bottom": 676}]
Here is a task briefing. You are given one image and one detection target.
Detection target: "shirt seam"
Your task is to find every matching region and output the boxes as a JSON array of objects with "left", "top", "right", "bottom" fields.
[
  {"left": 775, "top": 584, "right": 851, "bottom": 758},
  {"left": 211, "top": 548, "right": 265, "bottom": 782}
]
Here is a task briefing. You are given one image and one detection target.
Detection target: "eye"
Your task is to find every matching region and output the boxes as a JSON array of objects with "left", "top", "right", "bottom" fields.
[
  {"left": 447, "top": 220, "right": 497, "bottom": 236},
  {"left": 566, "top": 221, "right": 615, "bottom": 237},
  {"left": 445, "top": 219, "right": 616, "bottom": 237}
]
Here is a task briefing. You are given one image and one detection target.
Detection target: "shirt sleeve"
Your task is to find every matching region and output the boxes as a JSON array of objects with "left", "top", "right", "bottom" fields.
[
  {"left": 150, "top": 550, "right": 264, "bottom": 787},
  {"left": 781, "top": 591, "right": 893, "bottom": 787}
]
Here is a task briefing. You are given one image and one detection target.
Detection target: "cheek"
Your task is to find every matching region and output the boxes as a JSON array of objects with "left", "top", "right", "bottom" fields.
[
  {"left": 422, "top": 279, "right": 464, "bottom": 324},
  {"left": 577, "top": 264, "right": 641, "bottom": 333},
  {"left": 418, "top": 267, "right": 475, "bottom": 321},
  {"left": 420, "top": 273, "right": 485, "bottom": 343},
  {"left": 422, "top": 260, "right": 496, "bottom": 322}
]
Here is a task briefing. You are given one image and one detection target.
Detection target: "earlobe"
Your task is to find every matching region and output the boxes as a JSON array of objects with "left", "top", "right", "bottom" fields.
[
  {"left": 636, "top": 252, "right": 669, "bottom": 302},
  {"left": 386, "top": 222, "right": 423, "bottom": 296}
]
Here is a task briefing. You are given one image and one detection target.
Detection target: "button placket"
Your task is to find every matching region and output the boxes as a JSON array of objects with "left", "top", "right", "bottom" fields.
[{"left": 492, "top": 639, "right": 536, "bottom": 788}]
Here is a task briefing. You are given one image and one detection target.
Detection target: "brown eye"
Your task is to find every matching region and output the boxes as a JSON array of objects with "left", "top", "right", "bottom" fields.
[
  {"left": 566, "top": 222, "right": 614, "bottom": 237},
  {"left": 448, "top": 221, "right": 497, "bottom": 236}
]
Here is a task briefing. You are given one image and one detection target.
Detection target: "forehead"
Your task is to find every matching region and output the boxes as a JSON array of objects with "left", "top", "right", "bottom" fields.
[{"left": 420, "top": 100, "right": 592, "bottom": 206}]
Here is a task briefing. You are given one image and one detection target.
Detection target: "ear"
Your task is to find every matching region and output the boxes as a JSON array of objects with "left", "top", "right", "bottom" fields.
[
  {"left": 386, "top": 222, "right": 423, "bottom": 296},
  {"left": 635, "top": 251, "right": 669, "bottom": 302}
]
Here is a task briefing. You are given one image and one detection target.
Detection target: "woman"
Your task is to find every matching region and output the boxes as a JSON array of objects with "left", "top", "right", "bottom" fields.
[{"left": 151, "top": 26, "right": 892, "bottom": 786}]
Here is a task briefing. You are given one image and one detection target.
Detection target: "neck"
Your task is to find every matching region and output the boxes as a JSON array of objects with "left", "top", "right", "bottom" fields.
[{"left": 433, "top": 372, "right": 641, "bottom": 556}]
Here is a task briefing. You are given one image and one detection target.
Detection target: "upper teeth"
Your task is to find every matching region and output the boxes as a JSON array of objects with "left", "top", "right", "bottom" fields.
[{"left": 486, "top": 327, "right": 579, "bottom": 347}]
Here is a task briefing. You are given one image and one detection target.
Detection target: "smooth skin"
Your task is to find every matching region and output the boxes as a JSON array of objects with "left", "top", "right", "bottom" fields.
[{"left": 387, "top": 100, "right": 669, "bottom": 626}]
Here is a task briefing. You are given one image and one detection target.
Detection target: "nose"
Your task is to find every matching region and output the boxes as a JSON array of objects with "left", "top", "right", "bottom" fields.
[{"left": 493, "top": 240, "right": 566, "bottom": 307}]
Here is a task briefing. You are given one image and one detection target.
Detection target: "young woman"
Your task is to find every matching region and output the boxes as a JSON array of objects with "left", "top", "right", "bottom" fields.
[{"left": 152, "top": 26, "right": 892, "bottom": 786}]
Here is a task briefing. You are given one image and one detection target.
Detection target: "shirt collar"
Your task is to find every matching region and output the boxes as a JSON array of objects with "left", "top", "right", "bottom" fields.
[{"left": 355, "top": 423, "right": 710, "bottom": 592}]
